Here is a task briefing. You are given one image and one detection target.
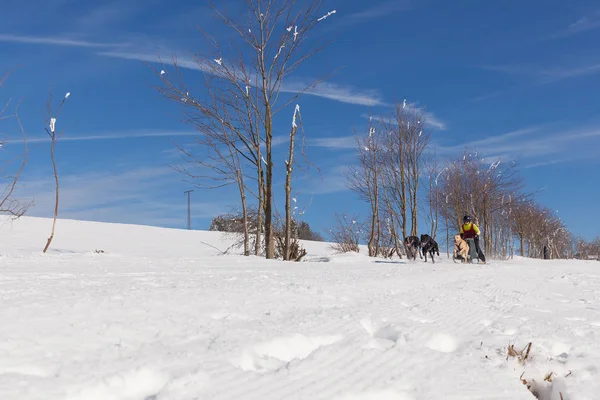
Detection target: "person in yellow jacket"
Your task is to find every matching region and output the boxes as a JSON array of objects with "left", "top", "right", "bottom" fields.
[{"left": 460, "top": 215, "right": 486, "bottom": 263}]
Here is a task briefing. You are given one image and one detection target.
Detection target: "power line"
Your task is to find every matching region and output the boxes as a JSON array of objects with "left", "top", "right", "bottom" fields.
[{"left": 184, "top": 189, "right": 194, "bottom": 230}]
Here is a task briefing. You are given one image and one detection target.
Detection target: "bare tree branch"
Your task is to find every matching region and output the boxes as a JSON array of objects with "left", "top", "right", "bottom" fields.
[{"left": 0, "top": 72, "right": 32, "bottom": 219}]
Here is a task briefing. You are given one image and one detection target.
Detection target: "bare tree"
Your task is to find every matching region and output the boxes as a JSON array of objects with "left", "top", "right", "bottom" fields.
[
  {"left": 345, "top": 103, "right": 435, "bottom": 258},
  {"left": 347, "top": 117, "right": 382, "bottom": 257},
  {"left": 510, "top": 199, "right": 535, "bottom": 256},
  {"left": 0, "top": 72, "right": 31, "bottom": 218},
  {"left": 167, "top": 87, "right": 255, "bottom": 255},
  {"left": 154, "top": 0, "right": 334, "bottom": 259},
  {"left": 42, "top": 90, "right": 70, "bottom": 254},
  {"left": 404, "top": 105, "right": 431, "bottom": 237},
  {"left": 380, "top": 106, "right": 408, "bottom": 240}
]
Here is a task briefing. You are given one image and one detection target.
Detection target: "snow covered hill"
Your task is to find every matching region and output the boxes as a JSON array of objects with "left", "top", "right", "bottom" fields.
[{"left": 0, "top": 217, "right": 598, "bottom": 400}]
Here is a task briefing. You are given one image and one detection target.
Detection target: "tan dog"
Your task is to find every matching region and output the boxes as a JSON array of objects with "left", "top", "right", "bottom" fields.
[{"left": 453, "top": 234, "right": 469, "bottom": 262}]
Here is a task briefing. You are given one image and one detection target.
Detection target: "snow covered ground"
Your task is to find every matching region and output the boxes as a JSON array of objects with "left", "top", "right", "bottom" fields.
[{"left": 0, "top": 216, "right": 599, "bottom": 400}]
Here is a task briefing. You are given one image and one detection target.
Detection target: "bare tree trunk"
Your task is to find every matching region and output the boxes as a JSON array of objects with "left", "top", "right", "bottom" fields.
[
  {"left": 445, "top": 214, "right": 450, "bottom": 258},
  {"left": 411, "top": 168, "right": 419, "bottom": 237},
  {"left": 42, "top": 91, "right": 68, "bottom": 253},
  {"left": 519, "top": 235, "right": 525, "bottom": 256},
  {"left": 259, "top": 26, "right": 275, "bottom": 259},
  {"left": 264, "top": 153, "right": 274, "bottom": 259},
  {"left": 482, "top": 195, "right": 491, "bottom": 258},
  {"left": 390, "top": 221, "right": 403, "bottom": 259},
  {"left": 434, "top": 179, "right": 439, "bottom": 240},
  {"left": 400, "top": 163, "right": 407, "bottom": 240},
  {"left": 375, "top": 201, "right": 381, "bottom": 256},
  {"left": 284, "top": 106, "right": 299, "bottom": 261},
  {"left": 368, "top": 208, "right": 378, "bottom": 256},
  {"left": 255, "top": 164, "right": 264, "bottom": 256},
  {"left": 237, "top": 169, "right": 250, "bottom": 256},
  {"left": 43, "top": 138, "right": 59, "bottom": 253},
  {"left": 368, "top": 169, "right": 380, "bottom": 257}
]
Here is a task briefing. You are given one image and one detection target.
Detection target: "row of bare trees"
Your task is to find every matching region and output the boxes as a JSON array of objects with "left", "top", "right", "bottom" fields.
[
  {"left": 342, "top": 111, "right": 577, "bottom": 260},
  {"left": 431, "top": 153, "right": 573, "bottom": 259},
  {"left": 433, "top": 152, "right": 526, "bottom": 259},
  {"left": 155, "top": 0, "right": 334, "bottom": 260},
  {"left": 510, "top": 200, "right": 572, "bottom": 259}
]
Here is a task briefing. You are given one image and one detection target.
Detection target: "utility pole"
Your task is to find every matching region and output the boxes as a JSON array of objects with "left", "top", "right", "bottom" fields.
[{"left": 184, "top": 189, "right": 194, "bottom": 230}]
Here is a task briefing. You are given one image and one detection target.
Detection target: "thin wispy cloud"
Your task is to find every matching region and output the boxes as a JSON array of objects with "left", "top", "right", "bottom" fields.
[
  {"left": 470, "top": 60, "right": 600, "bottom": 102},
  {"left": 100, "top": 51, "right": 386, "bottom": 107},
  {"left": 421, "top": 112, "right": 446, "bottom": 130},
  {"left": 15, "top": 165, "right": 226, "bottom": 228},
  {"left": 73, "top": 2, "right": 132, "bottom": 32},
  {"left": 308, "top": 135, "right": 357, "bottom": 149},
  {"left": 523, "top": 157, "right": 575, "bottom": 169},
  {"left": 331, "top": 0, "right": 411, "bottom": 28},
  {"left": 567, "top": 12, "right": 600, "bottom": 34},
  {"left": 6, "top": 129, "right": 197, "bottom": 144},
  {"left": 360, "top": 103, "right": 447, "bottom": 130},
  {"left": 469, "top": 87, "right": 512, "bottom": 103},
  {"left": 303, "top": 108, "right": 447, "bottom": 151},
  {"left": 434, "top": 124, "right": 600, "bottom": 166},
  {"left": 99, "top": 51, "right": 202, "bottom": 70},
  {"left": 550, "top": 10, "right": 600, "bottom": 38},
  {"left": 435, "top": 127, "right": 542, "bottom": 156},
  {"left": 283, "top": 81, "right": 385, "bottom": 106},
  {"left": 479, "top": 62, "right": 600, "bottom": 83},
  {"left": 0, "top": 33, "right": 124, "bottom": 48},
  {"left": 298, "top": 164, "right": 351, "bottom": 195}
]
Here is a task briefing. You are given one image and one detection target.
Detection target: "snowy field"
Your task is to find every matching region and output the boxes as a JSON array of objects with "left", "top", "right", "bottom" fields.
[{"left": 0, "top": 217, "right": 599, "bottom": 400}]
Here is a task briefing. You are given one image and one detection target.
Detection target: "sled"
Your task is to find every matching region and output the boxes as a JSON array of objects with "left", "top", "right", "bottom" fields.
[
  {"left": 452, "top": 238, "right": 482, "bottom": 264},
  {"left": 466, "top": 238, "right": 482, "bottom": 263}
]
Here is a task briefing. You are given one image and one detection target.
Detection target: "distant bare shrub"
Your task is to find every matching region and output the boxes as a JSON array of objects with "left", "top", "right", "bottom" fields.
[
  {"left": 274, "top": 235, "right": 306, "bottom": 261},
  {"left": 328, "top": 213, "right": 361, "bottom": 253}
]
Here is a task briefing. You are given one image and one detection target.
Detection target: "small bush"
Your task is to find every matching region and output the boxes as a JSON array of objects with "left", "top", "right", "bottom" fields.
[
  {"left": 274, "top": 235, "right": 307, "bottom": 261},
  {"left": 328, "top": 213, "right": 361, "bottom": 253}
]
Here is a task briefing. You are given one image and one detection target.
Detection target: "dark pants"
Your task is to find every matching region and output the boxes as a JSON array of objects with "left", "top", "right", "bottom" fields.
[{"left": 473, "top": 236, "right": 486, "bottom": 262}]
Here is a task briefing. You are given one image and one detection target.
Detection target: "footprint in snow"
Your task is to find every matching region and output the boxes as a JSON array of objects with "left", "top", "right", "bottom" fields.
[
  {"left": 232, "top": 333, "right": 343, "bottom": 373},
  {"left": 502, "top": 327, "right": 518, "bottom": 335},
  {"left": 361, "top": 318, "right": 408, "bottom": 350},
  {"left": 65, "top": 367, "right": 169, "bottom": 400},
  {"left": 425, "top": 333, "right": 459, "bottom": 353}
]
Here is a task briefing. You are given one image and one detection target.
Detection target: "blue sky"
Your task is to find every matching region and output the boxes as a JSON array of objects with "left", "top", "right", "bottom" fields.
[{"left": 1, "top": 0, "right": 599, "bottom": 241}]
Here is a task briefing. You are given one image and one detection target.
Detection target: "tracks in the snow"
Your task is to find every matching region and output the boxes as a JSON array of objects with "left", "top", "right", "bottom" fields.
[{"left": 195, "top": 263, "right": 547, "bottom": 400}]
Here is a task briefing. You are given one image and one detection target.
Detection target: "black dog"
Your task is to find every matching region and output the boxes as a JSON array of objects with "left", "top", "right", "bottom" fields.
[
  {"left": 404, "top": 236, "right": 422, "bottom": 260},
  {"left": 419, "top": 234, "right": 440, "bottom": 263}
]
